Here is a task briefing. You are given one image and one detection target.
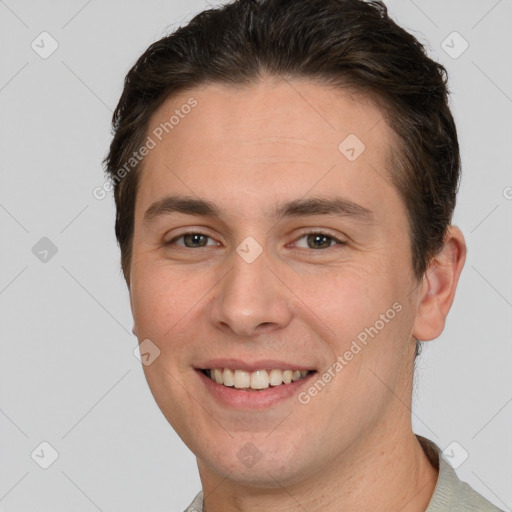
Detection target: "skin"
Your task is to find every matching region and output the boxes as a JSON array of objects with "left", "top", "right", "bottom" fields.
[{"left": 129, "top": 76, "right": 466, "bottom": 511}]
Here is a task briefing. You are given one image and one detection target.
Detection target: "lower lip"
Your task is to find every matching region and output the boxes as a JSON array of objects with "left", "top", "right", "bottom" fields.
[{"left": 196, "top": 370, "right": 316, "bottom": 409}]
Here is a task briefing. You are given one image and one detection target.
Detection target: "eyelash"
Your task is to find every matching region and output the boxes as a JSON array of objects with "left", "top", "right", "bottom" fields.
[{"left": 166, "top": 229, "right": 347, "bottom": 250}]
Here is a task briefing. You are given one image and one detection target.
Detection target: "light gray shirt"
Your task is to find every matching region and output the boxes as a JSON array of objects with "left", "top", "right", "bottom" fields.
[{"left": 183, "top": 435, "right": 504, "bottom": 511}]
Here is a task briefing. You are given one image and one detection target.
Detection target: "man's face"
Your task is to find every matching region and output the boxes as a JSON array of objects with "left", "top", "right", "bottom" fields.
[{"left": 129, "top": 78, "right": 421, "bottom": 486}]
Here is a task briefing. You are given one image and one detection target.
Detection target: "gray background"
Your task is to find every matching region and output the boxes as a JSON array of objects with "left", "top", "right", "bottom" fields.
[{"left": 0, "top": 0, "right": 511, "bottom": 510}]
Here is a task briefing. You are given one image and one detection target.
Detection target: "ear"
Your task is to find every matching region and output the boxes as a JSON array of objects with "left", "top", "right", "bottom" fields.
[
  {"left": 412, "top": 225, "right": 466, "bottom": 342},
  {"left": 129, "top": 288, "right": 138, "bottom": 337}
]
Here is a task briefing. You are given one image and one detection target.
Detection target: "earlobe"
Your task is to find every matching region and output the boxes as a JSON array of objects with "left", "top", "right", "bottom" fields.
[{"left": 412, "top": 225, "right": 467, "bottom": 342}]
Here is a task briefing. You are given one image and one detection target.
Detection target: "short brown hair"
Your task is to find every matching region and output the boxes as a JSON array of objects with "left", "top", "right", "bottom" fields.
[{"left": 104, "top": 0, "right": 460, "bottom": 295}]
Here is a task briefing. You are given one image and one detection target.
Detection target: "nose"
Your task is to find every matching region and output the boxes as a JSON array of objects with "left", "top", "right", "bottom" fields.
[{"left": 207, "top": 248, "right": 293, "bottom": 338}]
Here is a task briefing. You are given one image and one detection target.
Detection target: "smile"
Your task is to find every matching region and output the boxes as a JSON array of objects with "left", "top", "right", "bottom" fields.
[{"left": 201, "top": 368, "right": 313, "bottom": 391}]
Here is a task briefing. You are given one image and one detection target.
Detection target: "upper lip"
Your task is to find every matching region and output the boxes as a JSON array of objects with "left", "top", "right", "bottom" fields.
[{"left": 197, "top": 358, "right": 316, "bottom": 373}]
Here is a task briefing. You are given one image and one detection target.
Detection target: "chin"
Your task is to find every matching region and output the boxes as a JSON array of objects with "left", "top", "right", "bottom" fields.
[{"left": 195, "top": 434, "right": 324, "bottom": 489}]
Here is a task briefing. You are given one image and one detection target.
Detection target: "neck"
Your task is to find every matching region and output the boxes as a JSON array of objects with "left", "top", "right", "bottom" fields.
[{"left": 198, "top": 424, "right": 439, "bottom": 512}]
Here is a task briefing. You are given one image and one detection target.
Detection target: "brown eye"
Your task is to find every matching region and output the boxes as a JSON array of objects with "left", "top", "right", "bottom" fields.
[
  {"left": 307, "top": 233, "right": 333, "bottom": 249},
  {"left": 167, "top": 233, "right": 217, "bottom": 248},
  {"left": 294, "top": 232, "right": 345, "bottom": 250},
  {"left": 183, "top": 233, "right": 208, "bottom": 248}
]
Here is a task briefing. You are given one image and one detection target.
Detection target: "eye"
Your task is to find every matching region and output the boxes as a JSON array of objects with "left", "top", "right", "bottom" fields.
[
  {"left": 292, "top": 231, "right": 346, "bottom": 250},
  {"left": 166, "top": 232, "right": 220, "bottom": 248},
  {"left": 165, "top": 230, "right": 345, "bottom": 250}
]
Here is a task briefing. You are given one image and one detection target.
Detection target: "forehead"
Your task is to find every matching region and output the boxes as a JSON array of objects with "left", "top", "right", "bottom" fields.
[
  {"left": 148, "top": 77, "right": 389, "bottom": 151},
  {"left": 136, "top": 77, "right": 402, "bottom": 221}
]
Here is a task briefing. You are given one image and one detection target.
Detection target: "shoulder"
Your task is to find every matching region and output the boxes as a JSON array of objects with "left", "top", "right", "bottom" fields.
[
  {"left": 428, "top": 472, "right": 504, "bottom": 511},
  {"left": 183, "top": 490, "right": 203, "bottom": 512},
  {"left": 417, "top": 435, "right": 504, "bottom": 512}
]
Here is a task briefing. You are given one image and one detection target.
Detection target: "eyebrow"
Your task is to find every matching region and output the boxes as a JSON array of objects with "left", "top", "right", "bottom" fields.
[{"left": 143, "top": 194, "right": 375, "bottom": 225}]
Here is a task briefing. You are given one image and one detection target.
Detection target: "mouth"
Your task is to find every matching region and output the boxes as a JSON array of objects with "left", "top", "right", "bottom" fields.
[{"left": 200, "top": 368, "right": 315, "bottom": 391}]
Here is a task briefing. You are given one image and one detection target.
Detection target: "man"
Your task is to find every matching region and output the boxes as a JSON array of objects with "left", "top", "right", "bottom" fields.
[{"left": 104, "top": 0, "right": 503, "bottom": 510}]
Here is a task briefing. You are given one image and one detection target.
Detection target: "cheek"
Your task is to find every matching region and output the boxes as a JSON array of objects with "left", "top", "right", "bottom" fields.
[
  {"left": 288, "top": 262, "right": 396, "bottom": 336},
  {"left": 292, "top": 261, "right": 413, "bottom": 380},
  {"left": 130, "top": 261, "right": 200, "bottom": 337}
]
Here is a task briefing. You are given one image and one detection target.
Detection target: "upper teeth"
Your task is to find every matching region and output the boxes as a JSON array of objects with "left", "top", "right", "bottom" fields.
[{"left": 207, "top": 368, "right": 310, "bottom": 390}]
